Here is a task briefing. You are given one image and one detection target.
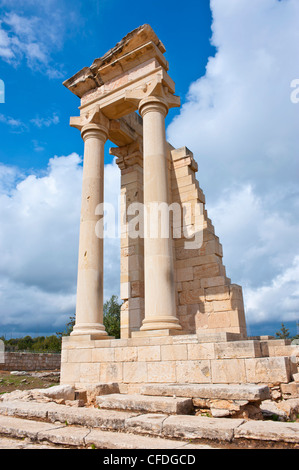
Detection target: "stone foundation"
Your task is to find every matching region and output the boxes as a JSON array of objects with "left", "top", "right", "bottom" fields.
[{"left": 60, "top": 335, "right": 298, "bottom": 390}]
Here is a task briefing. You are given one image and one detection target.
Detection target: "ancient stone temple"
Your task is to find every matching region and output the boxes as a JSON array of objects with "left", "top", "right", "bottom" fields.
[{"left": 60, "top": 25, "right": 298, "bottom": 390}]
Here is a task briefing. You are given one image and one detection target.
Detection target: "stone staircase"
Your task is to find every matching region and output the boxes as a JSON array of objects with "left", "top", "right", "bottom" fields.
[
  {"left": 95, "top": 384, "right": 271, "bottom": 419},
  {"left": 0, "top": 382, "right": 298, "bottom": 449}
]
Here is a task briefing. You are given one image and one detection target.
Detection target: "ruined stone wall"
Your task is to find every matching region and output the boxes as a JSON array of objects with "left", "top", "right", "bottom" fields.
[
  {"left": 117, "top": 140, "right": 247, "bottom": 339},
  {"left": 170, "top": 146, "right": 247, "bottom": 338},
  {"left": 1, "top": 352, "right": 61, "bottom": 371}
]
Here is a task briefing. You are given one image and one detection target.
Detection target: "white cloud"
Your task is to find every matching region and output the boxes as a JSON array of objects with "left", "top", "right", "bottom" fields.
[
  {"left": 0, "top": 113, "right": 27, "bottom": 132},
  {"left": 0, "top": 7, "right": 66, "bottom": 77},
  {"left": 30, "top": 113, "right": 60, "bottom": 128},
  {"left": 245, "top": 256, "right": 299, "bottom": 324},
  {"left": 167, "top": 0, "right": 299, "bottom": 327},
  {"left": 0, "top": 154, "right": 121, "bottom": 335}
]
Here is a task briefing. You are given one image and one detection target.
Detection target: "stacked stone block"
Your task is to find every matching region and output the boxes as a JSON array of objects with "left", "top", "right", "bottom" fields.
[
  {"left": 170, "top": 146, "right": 247, "bottom": 338},
  {"left": 61, "top": 335, "right": 298, "bottom": 389},
  {"left": 2, "top": 352, "right": 61, "bottom": 371}
]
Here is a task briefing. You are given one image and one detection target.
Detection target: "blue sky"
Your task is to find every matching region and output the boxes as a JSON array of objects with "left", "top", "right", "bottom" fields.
[
  {"left": 0, "top": 0, "right": 215, "bottom": 170},
  {"left": 0, "top": 0, "right": 299, "bottom": 338}
]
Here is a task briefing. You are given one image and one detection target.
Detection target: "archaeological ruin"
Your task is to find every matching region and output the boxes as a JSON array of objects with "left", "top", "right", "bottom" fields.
[{"left": 60, "top": 24, "right": 298, "bottom": 397}]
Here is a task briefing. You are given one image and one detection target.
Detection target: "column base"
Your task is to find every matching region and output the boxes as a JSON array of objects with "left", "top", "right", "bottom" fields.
[
  {"left": 131, "top": 328, "right": 187, "bottom": 338},
  {"left": 139, "top": 315, "right": 182, "bottom": 332},
  {"left": 70, "top": 322, "right": 108, "bottom": 338}
]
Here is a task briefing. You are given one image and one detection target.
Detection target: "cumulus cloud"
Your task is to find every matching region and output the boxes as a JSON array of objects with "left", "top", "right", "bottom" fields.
[
  {"left": 0, "top": 1, "right": 73, "bottom": 77},
  {"left": 0, "top": 154, "right": 121, "bottom": 336},
  {"left": 167, "top": 0, "right": 299, "bottom": 327},
  {"left": 245, "top": 256, "right": 299, "bottom": 324}
]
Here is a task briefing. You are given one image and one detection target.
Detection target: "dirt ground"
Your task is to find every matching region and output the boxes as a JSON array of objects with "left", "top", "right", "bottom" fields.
[{"left": 0, "top": 370, "right": 60, "bottom": 395}]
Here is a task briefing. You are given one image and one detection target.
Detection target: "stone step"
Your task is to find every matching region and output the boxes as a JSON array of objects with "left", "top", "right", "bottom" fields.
[
  {"left": 96, "top": 393, "right": 194, "bottom": 415},
  {"left": 140, "top": 383, "right": 271, "bottom": 401},
  {"left": 0, "top": 415, "right": 213, "bottom": 449},
  {"left": 0, "top": 400, "right": 298, "bottom": 445}
]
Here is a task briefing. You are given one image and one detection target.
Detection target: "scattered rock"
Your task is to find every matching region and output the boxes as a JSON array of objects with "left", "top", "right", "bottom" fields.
[
  {"left": 275, "top": 398, "right": 299, "bottom": 421},
  {"left": 34, "top": 385, "right": 75, "bottom": 401},
  {"left": 10, "top": 371, "right": 27, "bottom": 376},
  {"left": 292, "top": 373, "right": 299, "bottom": 383},
  {"left": 261, "top": 400, "right": 287, "bottom": 421},
  {"left": 65, "top": 399, "right": 85, "bottom": 407},
  {"left": 80, "top": 383, "right": 120, "bottom": 404},
  {"left": 261, "top": 398, "right": 299, "bottom": 422}
]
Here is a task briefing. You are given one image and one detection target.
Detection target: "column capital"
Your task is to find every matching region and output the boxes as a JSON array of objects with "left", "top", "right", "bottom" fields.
[
  {"left": 81, "top": 123, "right": 109, "bottom": 142},
  {"left": 70, "top": 105, "right": 110, "bottom": 141},
  {"left": 138, "top": 96, "right": 169, "bottom": 118},
  {"left": 125, "top": 76, "right": 180, "bottom": 117}
]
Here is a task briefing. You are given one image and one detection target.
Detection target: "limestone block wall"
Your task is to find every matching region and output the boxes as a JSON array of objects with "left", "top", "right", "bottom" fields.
[
  {"left": 116, "top": 141, "right": 247, "bottom": 339},
  {"left": 1, "top": 352, "right": 61, "bottom": 371},
  {"left": 60, "top": 335, "right": 297, "bottom": 389},
  {"left": 116, "top": 150, "right": 145, "bottom": 338},
  {"left": 170, "top": 146, "right": 247, "bottom": 338}
]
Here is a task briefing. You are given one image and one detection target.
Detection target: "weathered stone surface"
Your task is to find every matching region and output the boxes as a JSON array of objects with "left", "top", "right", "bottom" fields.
[
  {"left": 0, "top": 397, "right": 299, "bottom": 447},
  {"left": 2, "top": 352, "right": 61, "bottom": 372},
  {"left": 0, "top": 385, "right": 75, "bottom": 403},
  {"left": 140, "top": 383, "right": 271, "bottom": 401},
  {"left": 35, "top": 385, "right": 75, "bottom": 401},
  {"left": 275, "top": 398, "right": 299, "bottom": 421},
  {"left": 196, "top": 332, "right": 241, "bottom": 343},
  {"left": 125, "top": 413, "right": 166, "bottom": 435},
  {"left": 280, "top": 382, "right": 299, "bottom": 398},
  {"left": 47, "top": 404, "right": 137, "bottom": 430},
  {"left": 245, "top": 357, "right": 292, "bottom": 384},
  {"left": 211, "top": 359, "right": 247, "bottom": 383},
  {"left": 96, "top": 393, "right": 194, "bottom": 415},
  {"left": 0, "top": 400, "right": 56, "bottom": 419},
  {"left": 38, "top": 425, "right": 90, "bottom": 447},
  {"left": 0, "top": 437, "right": 66, "bottom": 449},
  {"left": 0, "top": 415, "right": 61, "bottom": 440},
  {"left": 81, "top": 382, "right": 120, "bottom": 403},
  {"left": 260, "top": 400, "right": 288, "bottom": 421},
  {"left": 0, "top": 414, "right": 214, "bottom": 449},
  {"left": 214, "top": 340, "right": 261, "bottom": 359},
  {"left": 85, "top": 428, "right": 210, "bottom": 449},
  {"left": 162, "top": 415, "right": 244, "bottom": 442},
  {"left": 210, "top": 408, "right": 230, "bottom": 418},
  {"left": 235, "top": 420, "right": 299, "bottom": 443}
]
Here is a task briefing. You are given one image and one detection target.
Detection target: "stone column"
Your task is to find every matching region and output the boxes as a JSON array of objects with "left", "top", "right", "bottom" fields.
[
  {"left": 138, "top": 96, "right": 182, "bottom": 331},
  {"left": 71, "top": 115, "right": 109, "bottom": 337}
]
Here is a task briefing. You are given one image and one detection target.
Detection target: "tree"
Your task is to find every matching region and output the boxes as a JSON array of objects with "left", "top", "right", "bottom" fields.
[
  {"left": 103, "top": 295, "right": 121, "bottom": 339},
  {"left": 275, "top": 323, "right": 290, "bottom": 339},
  {"left": 56, "top": 315, "right": 75, "bottom": 339},
  {"left": 57, "top": 295, "right": 121, "bottom": 340}
]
